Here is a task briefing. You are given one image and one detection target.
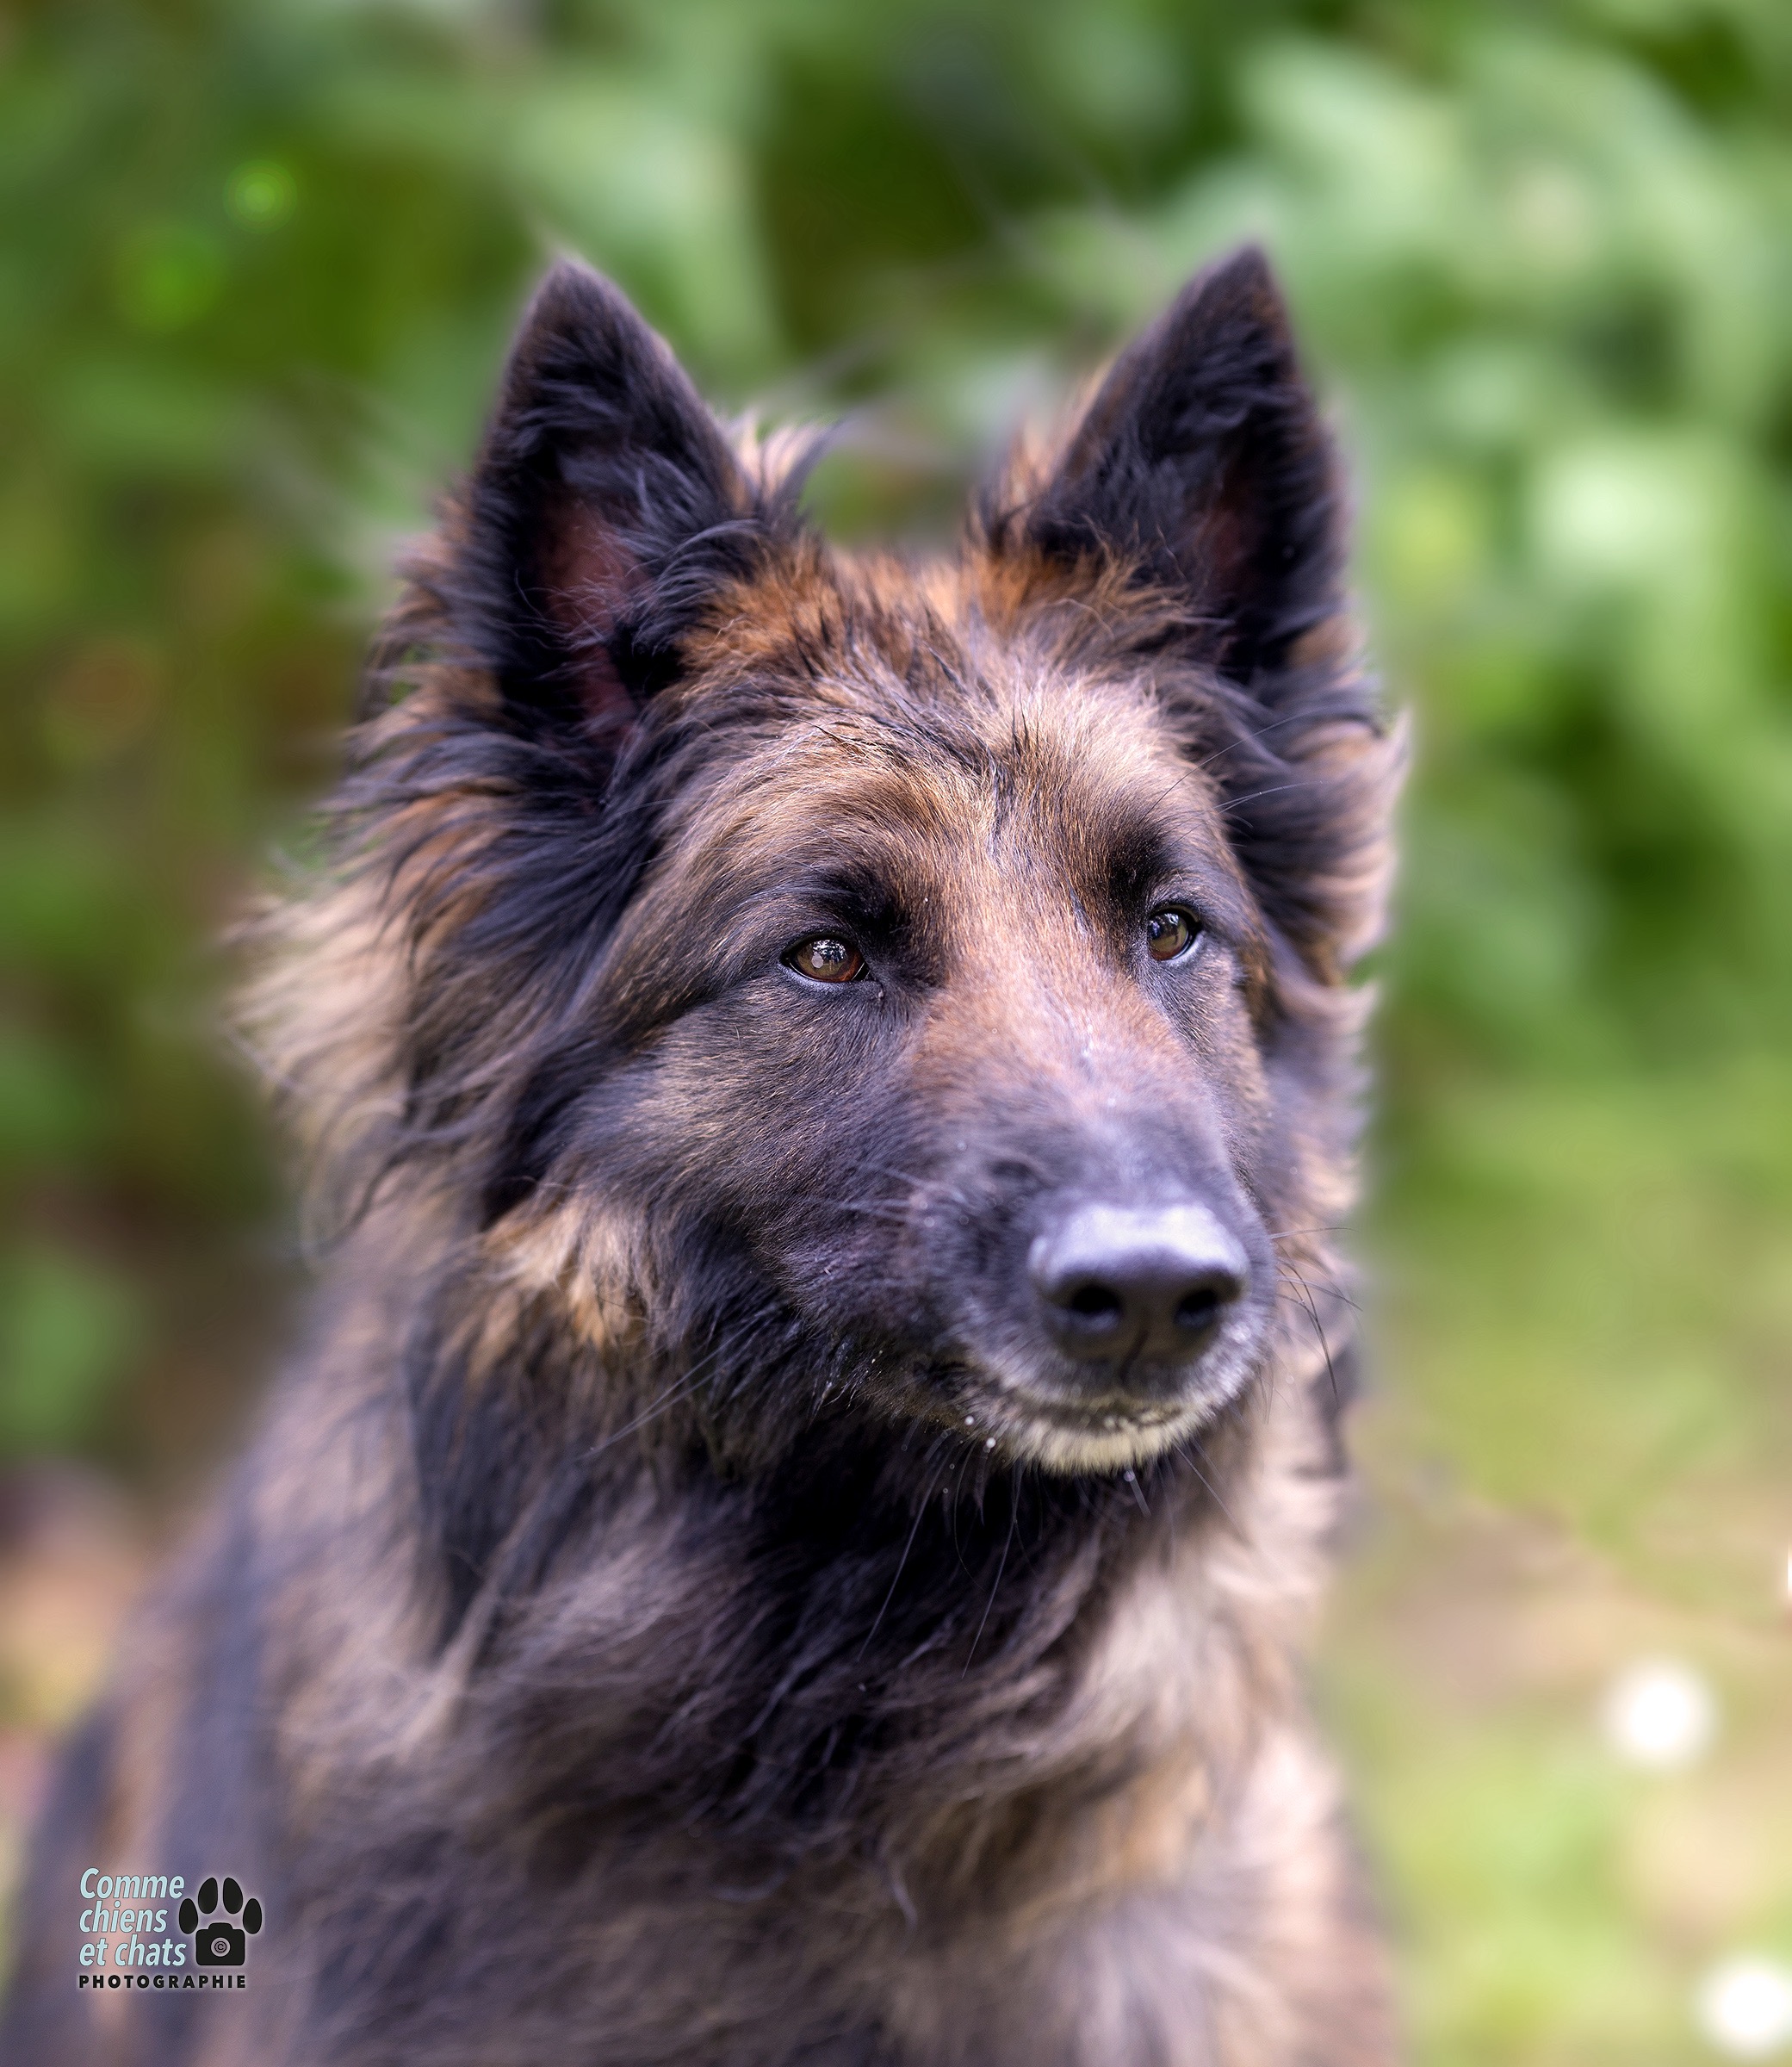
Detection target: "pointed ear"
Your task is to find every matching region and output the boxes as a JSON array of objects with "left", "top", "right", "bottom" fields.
[
  {"left": 1025, "top": 246, "right": 1342, "bottom": 686},
  {"left": 450, "top": 262, "right": 760, "bottom": 736}
]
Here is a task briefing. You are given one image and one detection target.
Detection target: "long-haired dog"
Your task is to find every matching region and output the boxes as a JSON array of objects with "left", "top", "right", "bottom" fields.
[{"left": 3, "top": 244, "right": 1400, "bottom": 2065}]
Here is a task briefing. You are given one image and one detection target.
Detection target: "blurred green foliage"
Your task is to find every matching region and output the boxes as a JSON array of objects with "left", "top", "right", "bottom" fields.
[{"left": 3, "top": 1, "right": 1789, "bottom": 2058}]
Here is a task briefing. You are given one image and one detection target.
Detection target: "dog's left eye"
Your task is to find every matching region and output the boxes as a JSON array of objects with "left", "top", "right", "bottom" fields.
[
  {"left": 785, "top": 935, "right": 866, "bottom": 984},
  {"left": 1144, "top": 905, "right": 1200, "bottom": 961}
]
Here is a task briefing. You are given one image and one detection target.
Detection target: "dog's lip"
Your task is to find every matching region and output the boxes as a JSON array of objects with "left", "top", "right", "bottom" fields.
[
  {"left": 987, "top": 1350, "right": 1260, "bottom": 1443},
  {"left": 923, "top": 1355, "right": 1239, "bottom": 1438},
  {"left": 1004, "top": 1389, "right": 1192, "bottom": 1432},
  {"left": 977, "top": 1381, "right": 1224, "bottom": 1475}
]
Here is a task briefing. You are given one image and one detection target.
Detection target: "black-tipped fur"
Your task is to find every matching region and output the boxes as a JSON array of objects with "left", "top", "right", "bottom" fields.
[
  {"left": 3, "top": 250, "right": 1400, "bottom": 2067},
  {"left": 1022, "top": 245, "right": 1341, "bottom": 683}
]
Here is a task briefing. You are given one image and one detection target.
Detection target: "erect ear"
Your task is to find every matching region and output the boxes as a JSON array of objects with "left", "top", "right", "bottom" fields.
[
  {"left": 450, "top": 262, "right": 760, "bottom": 736},
  {"left": 1025, "top": 245, "right": 1342, "bottom": 687}
]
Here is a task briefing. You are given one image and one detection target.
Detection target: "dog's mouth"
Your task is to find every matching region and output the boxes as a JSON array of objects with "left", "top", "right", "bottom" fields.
[
  {"left": 995, "top": 1380, "right": 1242, "bottom": 1472},
  {"left": 915, "top": 1355, "right": 1251, "bottom": 1474},
  {"left": 1016, "top": 1389, "right": 1192, "bottom": 1434}
]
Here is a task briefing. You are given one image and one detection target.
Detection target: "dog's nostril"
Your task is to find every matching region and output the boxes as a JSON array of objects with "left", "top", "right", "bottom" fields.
[
  {"left": 1066, "top": 1282, "right": 1123, "bottom": 1322},
  {"left": 1175, "top": 1284, "right": 1225, "bottom": 1330},
  {"left": 1174, "top": 1273, "right": 1240, "bottom": 1339}
]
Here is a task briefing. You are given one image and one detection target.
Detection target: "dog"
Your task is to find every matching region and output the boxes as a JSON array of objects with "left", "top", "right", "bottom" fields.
[{"left": 2, "top": 243, "right": 1401, "bottom": 2065}]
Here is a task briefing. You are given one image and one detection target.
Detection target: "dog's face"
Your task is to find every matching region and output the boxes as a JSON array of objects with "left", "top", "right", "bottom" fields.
[
  {"left": 325, "top": 251, "right": 1392, "bottom": 1480},
  {"left": 586, "top": 656, "right": 1281, "bottom": 1473}
]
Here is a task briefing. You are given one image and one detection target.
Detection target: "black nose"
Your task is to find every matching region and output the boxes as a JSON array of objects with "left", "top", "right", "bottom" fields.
[{"left": 1028, "top": 1203, "right": 1248, "bottom": 1367}]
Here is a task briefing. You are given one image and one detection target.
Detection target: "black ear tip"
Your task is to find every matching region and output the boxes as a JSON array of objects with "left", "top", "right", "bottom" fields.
[
  {"left": 1213, "top": 239, "right": 1276, "bottom": 287},
  {"left": 1181, "top": 241, "right": 1293, "bottom": 335},
  {"left": 509, "top": 259, "right": 636, "bottom": 369},
  {"left": 499, "top": 258, "right": 686, "bottom": 411},
  {"left": 530, "top": 257, "right": 627, "bottom": 329}
]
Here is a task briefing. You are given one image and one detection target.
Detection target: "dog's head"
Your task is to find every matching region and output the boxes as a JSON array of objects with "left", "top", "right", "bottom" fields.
[{"left": 259, "top": 250, "right": 1396, "bottom": 1480}]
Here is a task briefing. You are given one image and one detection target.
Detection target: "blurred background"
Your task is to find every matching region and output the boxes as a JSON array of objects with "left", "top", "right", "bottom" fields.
[{"left": 1, "top": 0, "right": 1789, "bottom": 2057}]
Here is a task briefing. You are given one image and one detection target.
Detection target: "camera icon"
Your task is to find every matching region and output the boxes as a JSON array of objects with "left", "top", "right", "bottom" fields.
[
  {"left": 195, "top": 1920, "right": 245, "bottom": 1967},
  {"left": 177, "top": 1875, "right": 263, "bottom": 1968}
]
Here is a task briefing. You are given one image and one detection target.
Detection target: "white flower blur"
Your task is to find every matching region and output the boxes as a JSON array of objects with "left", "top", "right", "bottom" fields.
[
  {"left": 1697, "top": 1957, "right": 1792, "bottom": 2060},
  {"left": 1601, "top": 1657, "right": 1717, "bottom": 1772}
]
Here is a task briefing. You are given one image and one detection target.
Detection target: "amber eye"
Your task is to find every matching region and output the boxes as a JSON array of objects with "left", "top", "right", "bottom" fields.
[
  {"left": 1144, "top": 905, "right": 1200, "bottom": 961},
  {"left": 786, "top": 935, "right": 865, "bottom": 984}
]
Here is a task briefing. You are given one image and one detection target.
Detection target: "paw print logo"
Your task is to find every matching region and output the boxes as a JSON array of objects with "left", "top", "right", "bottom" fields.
[{"left": 177, "top": 1876, "right": 264, "bottom": 1967}]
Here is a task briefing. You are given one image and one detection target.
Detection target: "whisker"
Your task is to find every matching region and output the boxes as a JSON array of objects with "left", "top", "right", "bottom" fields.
[
  {"left": 1278, "top": 1263, "right": 1341, "bottom": 1411},
  {"left": 580, "top": 1375, "right": 705, "bottom": 1459},
  {"left": 964, "top": 1486, "right": 1018, "bottom": 1674},
  {"left": 1276, "top": 1275, "right": 1361, "bottom": 1317},
  {"left": 1173, "top": 1439, "right": 1243, "bottom": 1536},
  {"left": 579, "top": 1319, "right": 770, "bottom": 1461},
  {"left": 813, "top": 1200, "right": 915, "bottom": 1226},
  {"left": 1220, "top": 780, "right": 1311, "bottom": 817},
  {"left": 1193, "top": 711, "right": 1312, "bottom": 773},
  {"left": 858, "top": 1470, "right": 939, "bottom": 1663}
]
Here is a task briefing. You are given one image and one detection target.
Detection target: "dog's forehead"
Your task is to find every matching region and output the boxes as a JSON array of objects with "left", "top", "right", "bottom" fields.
[{"left": 670, "top": 585, "right": 1243, "bottom": 897}]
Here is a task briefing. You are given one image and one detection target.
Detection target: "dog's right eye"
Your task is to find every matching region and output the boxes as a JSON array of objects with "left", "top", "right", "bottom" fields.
[
  {"left": 785, "top": 935, "right": 865, "bottom": 984},
  {"left": 1144, "top": 905, "right": 1201, "bottom": 961}
]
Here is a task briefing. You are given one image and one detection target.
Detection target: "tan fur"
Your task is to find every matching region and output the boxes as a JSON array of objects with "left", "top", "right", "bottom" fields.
[{"left": 3, "top": 256, "right": 1400, "bottom": 2067}]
